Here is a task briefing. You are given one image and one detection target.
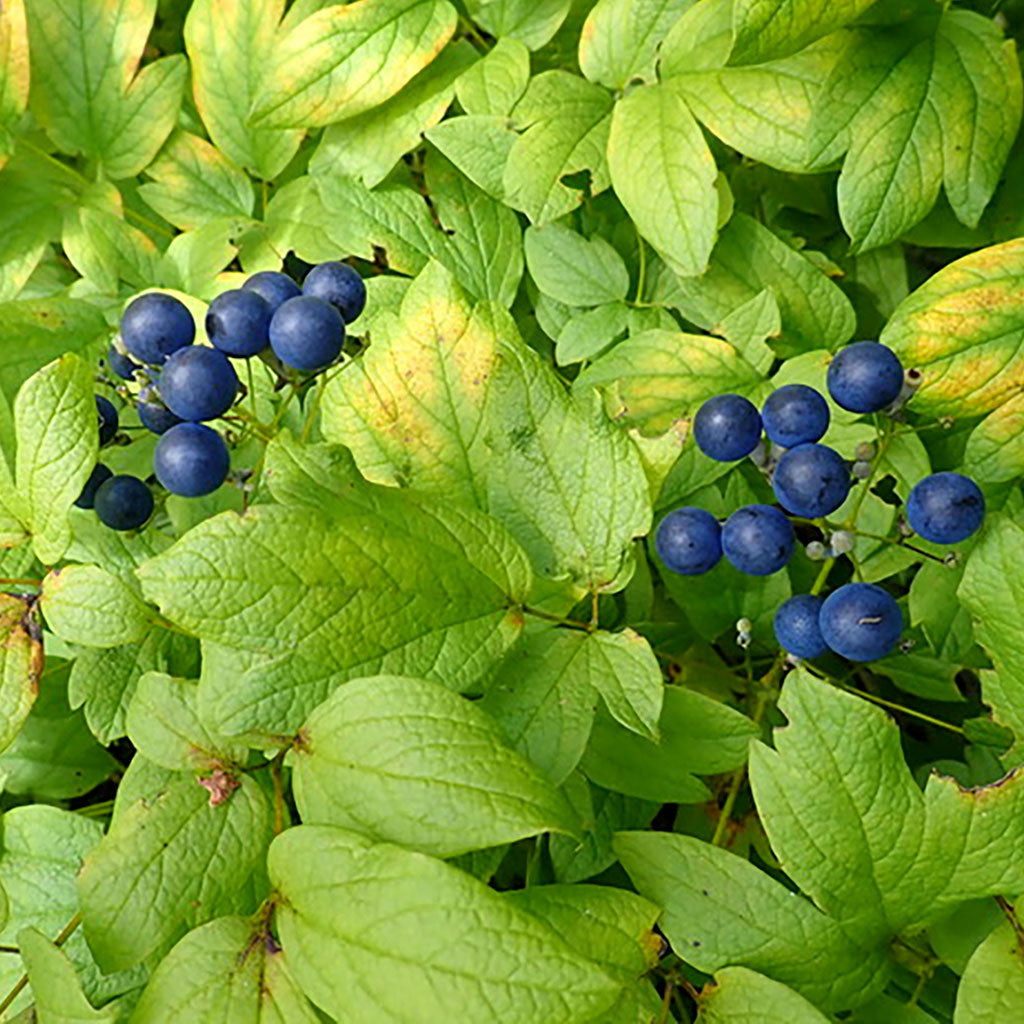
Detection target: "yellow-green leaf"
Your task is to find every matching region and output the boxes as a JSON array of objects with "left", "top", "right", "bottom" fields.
[
  {"left": 0, "top": 594, "right": 41, "bottom": 756},
  {"left": 0, "top": 0, "right": 29, "bottom": 172},
  {"left": 730, "top": 0, "right": 877, "bottom": 65}
]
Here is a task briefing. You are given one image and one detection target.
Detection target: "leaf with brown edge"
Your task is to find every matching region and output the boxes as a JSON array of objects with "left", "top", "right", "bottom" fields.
[
  {"left": 0, "top": 592, "right": 41, "bottom": 756},
  {"left": 881, "top": 237, "right": 1024, "bottom": 418}
]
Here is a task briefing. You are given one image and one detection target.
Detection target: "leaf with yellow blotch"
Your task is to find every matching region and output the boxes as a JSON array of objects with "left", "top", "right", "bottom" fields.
[
  {"left": 320, "top": 261, "right": 504, "bottom": 507},
  {"left": 251, "top": 0, "right": 458, "bottom": 129},
  {"left": 0, "top": 592, "right": 42, "bottom": 756},
  {"left": 0, "top": 0, "right": 29, "bottom": 172},
  {"left": 881, "top": 237, "right": 1024, "bottom": 418}
]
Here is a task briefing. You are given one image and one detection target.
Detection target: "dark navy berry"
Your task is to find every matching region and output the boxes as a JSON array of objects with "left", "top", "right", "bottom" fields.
[
  {"left": 120, "top": 293, "right": 195, "bottom": 365},
  {"left": 721, "top": 504, "right": 794, "bottom": 576},
  {"left": 906, "top": 472, "right": 985, "bottom": 545},
  {"left": 819, "top": 582, "right": 902, "bottom": 661},
  {"left": 154, "top": 422, "right": 230, "bottom": 497},
  {"left": 761, "top": 384, "right": 829, "bottom": 448},
  {"left": 655, "top": 507, "right": 722, "bottom": 575},
  {"left": 96, "top": 396, "right": 119, "bottom": 446},
  {"left": 94, "top": 475, "right": 154, "bottom": 531},
  {"left": 107, "top": 344, "right": 138, "bottom": 381},
  {"left": 269, "top": 296, "right": 345, "bottom": 372},
  {"left": 158, "top": 347, "right": 238, "bottom": 422},
  {"left": 137, "top": 386, "right": 183, "bottom": 435},
  {"left": 243, "top": 270, "right": 301, "bottom": 314},
  {"left": 206, "top": 289, "right": 272, "bottom": 357},
  {"left": 693, "top": 394, "right": 762, "bottom": 462},
  {"left": 774, "top": 594, "right": 828, "bottom": 659},
  {"left": 773, "top": 443, "right": 851, "bottom": 518},
  {"left": 303, "top": 261, "right": 367, "bottom": 324},
  {"left": 826, "top": 341, "right": 903, "bottom": 413},
  {"left": 74, "top": 464, "right": 112, "bottom": 509}
]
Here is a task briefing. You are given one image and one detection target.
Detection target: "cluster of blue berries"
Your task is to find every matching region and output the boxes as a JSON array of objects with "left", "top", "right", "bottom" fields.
[
  {"left": 656, "top": 341, "right": 986, "bottom": 663},
  {"left": 80, "top": 261, "right": 366, "bottom": 531}
]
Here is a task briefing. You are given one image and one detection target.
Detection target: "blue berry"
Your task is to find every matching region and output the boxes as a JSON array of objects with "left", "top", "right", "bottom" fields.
[
  {"left": 773, "top": 443, "right": 850, "bottom": 518},
  {"left": 75, "top": 464, "right": 112, "bottom": 509},
  {"left": 154, "top": 423, "right": 230, "bottom": 497},
  {"left": 269, "top": 296, "right": 344, "bottom": 372},
  {"left": 303, "top": 261, "right": 367, "bottom": 324},
  {"left": 206, "top": 289, "right": 272, "bottom": 357},
  {"left": 158, "top": 347, "right": 238, "bottom": 422},
  {"left": 137, "top": 386, "right": 183, "bottom": 435},
  {"left": 721, "top": 504, "right": 794, "bottom": 576},
  {"left": 774, "top": 595, "right": 828, "bottom": 659},
  {"left": 107, "top": 344, "right": 138, "bottom": 381},
  {"left": 120, "top": 293, "right": 195, "bottom": 366},
  {"left": 655, "top": 507, "right": 722, "bottom": 575},
  {"left": 96, "top": 396, "right": 118, "bottom": 446},
  {"left": 906, "top": 472, "right": 985, "bottom": 545},
  {"left": 819, "top": 582, "right": 902, "bottom": 661},
  {"left": 94, "top": 475, "right": 153, "bottom": 531},
  {"left": 693, "top": 394, "right": 762, "bottom": 462},
  {"left": 761, "top": 384, "right": 829, "bottom": 448},
  {"left": 826, "top": 341, "right": 903, "bottom": 413},
  {"left": 242, "top": 270, "right": 301, "bottom": 314}
]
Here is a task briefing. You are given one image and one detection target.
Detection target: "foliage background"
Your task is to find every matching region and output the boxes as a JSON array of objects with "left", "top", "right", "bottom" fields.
[{"left": 2, "top": 0, "right": 1024, "bottom": 1020}]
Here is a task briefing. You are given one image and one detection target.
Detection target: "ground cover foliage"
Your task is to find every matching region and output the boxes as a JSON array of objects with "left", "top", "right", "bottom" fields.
[{"left": 2, "top": 0, "right": 1024, "bottom": 1019}]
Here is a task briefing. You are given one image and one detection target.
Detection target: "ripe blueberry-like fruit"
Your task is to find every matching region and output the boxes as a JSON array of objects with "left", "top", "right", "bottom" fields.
[
  {"left": 137, "top": 386, "right": 183, "bottom": 435},
  {"left": 655, "top": 507, "right": 722, "bottom": 575},
  {"left": 826, "top": 341, "right": 903, "bottom": 413},
  {"left": 269, "top": 296, "right": 344, "bottom": 372},
  {"left": 154, "top": 422, "right": 230, "bottom": 497},
  {"left": 158, "top": 347, "right": 238, "bottom": 422},
  {"left": 206, "top": 289, "right": 272, "bottom": 357},
  {"left": 120, "top": 293, "right": 195, "bottom": 365},
  {"left": 721, "top": 504, "right": 794, "bottom": 576},
  {"left": 96, "top": 396, "right": 119, "bottom": 446},
  {"left": 693, "top": 394, "right": 762, "bottom": 462},
  {"left": 906, "top": 472, "right": 985, "bottom": 544},
  {"left": 819, "top": 582, "right": 902, "bottom": 661},
  {"left": 774, "top": 594, "right": 827, "bottom": 659},
  {"left": 94, "top": 475, "right": 154, "bottom": 531},
  {"left": 242, "top": 270, "right": 301, "bottom": 314},
  {"left": 303, "top": 261, "right": 367, "bottom": 324},
  {"left": 75, "top": 464, "right": 112, "bottom": 509},
  {"left": 773, "top": 443, "right": 850, "bottom": 518},
  {"left": 107, "top": 344, "right": 138, "bottom": 381},
  {"left": 761, "top": 384, "right": 829, "bottom": 448}
]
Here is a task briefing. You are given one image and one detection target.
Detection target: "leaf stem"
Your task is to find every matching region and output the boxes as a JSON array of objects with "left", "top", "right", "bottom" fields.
[
  {"left": 0, "top": 913, "right": 81, "bottom": 1016},
  {"left": 521, "top": 605, "right": 592, "bottom": 632},
  {"left": 634, "top": 228, "right": 647, "bottom": 305},
  {"left": 270, "top": 748, "right": 287, "bottom": 835}
]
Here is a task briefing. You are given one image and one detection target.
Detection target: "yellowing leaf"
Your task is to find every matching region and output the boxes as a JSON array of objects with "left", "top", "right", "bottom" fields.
[
  {"left": 0, "top": 0, "right": 29, "bottom": 172},
  {"left": 0, "top": 593, "right": 41, "bottom": 756},
  {"left": 730, "top": 0, "right": 877, "bottom": 65}
]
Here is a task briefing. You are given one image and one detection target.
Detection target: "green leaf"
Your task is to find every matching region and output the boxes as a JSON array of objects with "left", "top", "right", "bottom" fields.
[
  {"left": 503, "top": 70, "right": 614, "bottom": 224},
  {"left": 184, "top": 0, "right": 304, "bottom": 180},
  {"left": 455, "top": 36, "right": 530, "bottom": 116},
  {"left": 269, "top": 825, "right": 622, "bottom": 1021},
  {"left": 579, "top": 0, "right": 694, "bottom": 89},
  {"left": 486, "top": 338, "right": 651, "bottom": 589},
  {"left": 19, "top": 927, "right": 114, "bottom": 1023},
  {"left": 130, "top": 915, "right": 319, "bottom": 1023},
  {"left": 426, "top": 113, "right": 518, "bottom": 199},
  {"left": 730, "top": 0, "right": 877, "bottom": 65},
  {"left": 715, "top": 289, "right": 780, "bottom": 374},
  {"left": 41, "top": 565, "right": 152, "bottom": 648},
  {"left": 320, "top": 261, "right": 502, "bottom": 505},
  {"left": 0, "top": 594, "right": 41, "bottom": 757},
  {"left": 15, "top": 355, "right": 97, "bottom": 566},
  {"left": 555, "top": 302, "right": 630, "bottom": 366},
  {"left": 309, "top": 41, "right": 476, "bottom": 189},
  {"left": 953, "top": 920, "right": 1024, "bottom": 1023},
  {"left": 614, "top": 830, "right": 888, "bottom": 1010},
  {"left": 697, "top": 966, "right": 830, "bottom": 1023},
  {"left": 608, "top": 80, "right": 718, "bottom": 278},
  {"left": 62, "top": 209, "right": 160, "bottom": 294},
  {"left": 251, "top": 0, "right": 458, "bottom": 129},
  {"left": 575, "top": 328, "right": 763, "bottom": 434},
  {"left": 126, "top": 673, "right": 249, "bottom": 772},
  {"left": 291, "top": 674, "right": 578, "bottom": 855},
  {"left": 658, "top": 0, "right": 734, "bottom": 76},
  {"left": 144, "top": 440, "right": 532, "bottom": 734},
  {"left": 78, "top": 774, "right": 271, "bottom": 972},
  {"left": 464, "top": 0, "right": 570, "bottom": 49},
  {"left": 0, "top": 0, "right": 29, "bottom": 172},
  {"left": 525, "top": 223, "right": 630, "bottom": 306},
  {"left": 137, "top": 131, "right": 255, "bottom": 231},
  {"left": 25, "top": 0, "right": 186, "bottom": 178},
  {"left": 964, "top": 394, "right": 1024, "bottom": 483},
  {"left": 653, "top": 213, "right": 856, "bottom": 355}
]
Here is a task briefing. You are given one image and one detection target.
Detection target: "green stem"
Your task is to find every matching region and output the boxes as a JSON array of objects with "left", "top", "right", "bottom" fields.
[
  {"left": 855, "top": 530, "right": 948, "bottom": 565},
  {"left": 270, "top": 748, "right": 287, "bottom": 835},
  {"left": 634, "top": 228, "right": 647, "bottom": 305},
  {"left": 809, "top": 556, "right": 835, "bottom": 596},
  {"left": 0, "top": 913, "right": 81, "bottom": 1016},
  {"left": 522, "top": 605, "right": 592, "bottom": 632}
]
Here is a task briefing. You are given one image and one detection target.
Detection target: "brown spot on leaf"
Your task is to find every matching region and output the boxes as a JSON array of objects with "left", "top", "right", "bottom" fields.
[{"left": 197, "top": 768, "right": 240, "bottom": 807}]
